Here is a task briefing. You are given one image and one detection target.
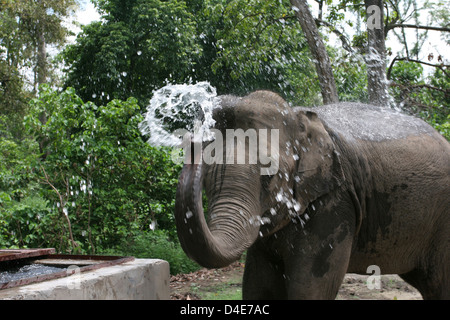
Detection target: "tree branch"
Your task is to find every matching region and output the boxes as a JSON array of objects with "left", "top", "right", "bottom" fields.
[
  {"left": 40, "top": 166, "right": 78, "bottom": 251},
  {"left": 386, "top": 24, "right": 450, "bottom": 33},
  {"left": 387, "top": 56, "right": 450, "bottom": 79},
  {"left": 290, "top": 0, "right": 339, "bottom": 104},
  {"left": 315, "top": 19, "right": 354, "bottom": 53},
  {"left": 390, "top": 82, "right": 450, "bottom": 96}
]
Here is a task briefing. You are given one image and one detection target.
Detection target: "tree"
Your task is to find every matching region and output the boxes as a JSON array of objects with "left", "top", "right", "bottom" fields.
[
  {"left": 428, "top": 0, "right": 450, "bottom": 45},
  {"left": 64, "top": 0, "right": 448, "bottom": 112},
  {"left": 25, "top": 85, "right": 181, "bottom": 252},
  {"left": 0, "top": 0, "right": 77, "bottom": 137},
  {"left": 322, "top": 0, "right": 449, "bottom": 110},
  {"left": 64, "top": 0, "right": 329, "bottom": 106},
  {"left": 63, "top": 0, "right": 201, "bottom": 106},
  {"left": 208, "top": 0, "right": 323, "bottom": 105},
  {"left": 1, "top": 0, "right": 77, "bottom": 90},
  {"left": 0, "top": 58, "right": 30, "bottom": 138},
  {"left": 382, "top": 0, "right": 450, "bottom": 119},
  {"left": 0, "top": 114, "right": 45, "bottom": 248},
  {"left": 365, "top": 0, "right": 389, "bottom": 105},
  {"left": 290, "top": 0, "right": 339, "bottom": 104},
  {"left": 0, "top": 2, "right": 33, "bottom": 137}
]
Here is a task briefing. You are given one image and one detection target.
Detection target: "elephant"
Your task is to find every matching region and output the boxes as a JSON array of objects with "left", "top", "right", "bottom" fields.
[{"left": 174, "top": 91, "right": 449, "bottom": 300}]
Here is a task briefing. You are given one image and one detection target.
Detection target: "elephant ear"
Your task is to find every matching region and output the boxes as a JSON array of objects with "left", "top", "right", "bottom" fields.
[{"left": 294, "top": 110, "right": 345, "bottom": 211}]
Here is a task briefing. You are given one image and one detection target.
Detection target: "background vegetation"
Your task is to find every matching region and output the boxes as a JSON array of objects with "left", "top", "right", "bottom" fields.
[{"left": 1, "top": 0, "right": 448, "bottom": 275}]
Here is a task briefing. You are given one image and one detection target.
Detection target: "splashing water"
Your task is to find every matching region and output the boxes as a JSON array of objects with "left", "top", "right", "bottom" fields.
[{"left": 139, "top": 82, "right": 219, "bottom": 147}]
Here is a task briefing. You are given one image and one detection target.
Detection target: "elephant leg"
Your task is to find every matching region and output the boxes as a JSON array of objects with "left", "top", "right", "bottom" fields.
[
  {"left": 282, "top": 200, "right": 356, "bottom": 299},
  {"left": 400, "top": 270, "right": 445, "bottom": 300},
  {"left": 399, "top": 223, "right": 449, "bottom": 300},
  {"left": 283, "top": 233, "right": 353, "bottom": 299},
  {"left": 400, "top": 266, "right": 450, "bottom": 300},
  {"left": 242, "top": 243, "right": 287, "bottom": 299},
  {"left": 400, "top": 243, "right": 449, "bottom": 299}
]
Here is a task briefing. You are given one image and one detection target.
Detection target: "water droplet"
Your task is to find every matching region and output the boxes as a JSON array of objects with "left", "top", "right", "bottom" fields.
[
  {"left": 299, "top": 218, "right": 305, "bottom": 228},
  {"left": 186, "top": 210, "right": 193, "bottom": 219},
  {"left": 80, "top": 181, "right": 87, "bottom": 193},
  {"left": 276, "top": 192, "right": 283, "bottom": 202},
  {"left": 149, "top": 220, "right": 157, "bottom": 231}
]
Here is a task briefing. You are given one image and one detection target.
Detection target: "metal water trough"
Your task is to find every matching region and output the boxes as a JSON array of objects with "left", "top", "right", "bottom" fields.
[{"left": 0, "top": 248, "right": 134, "bottom": 290}]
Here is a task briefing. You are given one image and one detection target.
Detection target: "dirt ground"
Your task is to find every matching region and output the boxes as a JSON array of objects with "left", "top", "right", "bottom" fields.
[{"left": 170, "top": 262, "right": 422, "bottom": 300}]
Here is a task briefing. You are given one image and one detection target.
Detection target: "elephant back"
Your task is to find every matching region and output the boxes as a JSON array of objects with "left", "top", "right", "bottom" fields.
[{"left": 312, "top": 103, "right": 438, "bottom": 142}]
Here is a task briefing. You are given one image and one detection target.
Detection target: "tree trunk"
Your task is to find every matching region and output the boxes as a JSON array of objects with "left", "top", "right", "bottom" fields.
[
  {"left": 36, "top": 22, "right": 47, "bottom": 90},
  {"left": 36, "top": 20, "right": 49, "bottom": 158},
  {"left": 290, "top": 0, "right": 339, "bottom": 105},
  {"left": 365, "top": 0, "right": 389, "bottom": 106}
]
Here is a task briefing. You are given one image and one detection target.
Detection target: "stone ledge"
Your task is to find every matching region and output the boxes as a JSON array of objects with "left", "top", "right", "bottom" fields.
[{"left": 0, "top": 259, "right": 169, "bottom": 300}]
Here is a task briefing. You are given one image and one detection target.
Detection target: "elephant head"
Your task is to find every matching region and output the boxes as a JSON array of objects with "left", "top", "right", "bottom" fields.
[{"left": 175, "top": 91, "right": 344, "bottom": 268}]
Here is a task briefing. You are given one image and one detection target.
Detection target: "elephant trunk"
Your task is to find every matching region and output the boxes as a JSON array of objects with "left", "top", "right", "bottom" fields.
[{"left": 175, "top": 153, "right": 261, "bottom": 268}]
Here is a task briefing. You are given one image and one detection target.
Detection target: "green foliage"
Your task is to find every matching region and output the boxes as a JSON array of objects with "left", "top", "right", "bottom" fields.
[
  {"left": 390, "top": 60, "right": 423, "bottom": 84},
  {"left": 104, "top": 230, "right": 200, "bottom": 275},
  {"left": 0, "top": 0, "right": 76, "bottom": 137},
  {"left": 389, "top": 61, "right": 449, "bottom": 135},
  {"left": 0, "top": 61, "right": 29, "bottom": 138},
  {"left": 24, "top": 86, "right": 181, "bottom": 253},
  {"left": 206, "top": 0, "right": 321, "bottom": 105},
  {"left": 331, "top": 50, "right": 369, "bottom": 103},
  {"left": 63, "top": 0, "right": 201, "bottom": 106},
  {"left": 63, "top": 0, "right": 324, "bottom": 106},
  {"left": 0, "top": 116, "right": 46, "bottom": 248},
  {"left": 0, "top": 193, "right": 51, "bottom": 248},
  {"left": 427, "top": 0, "right": 450, "bottom": 45},
  {"left": 424, "top": 113, "right": 450, "bottom": 140},
  {"left": 212, "top": 0, "right": 296, "bottom": 77}
]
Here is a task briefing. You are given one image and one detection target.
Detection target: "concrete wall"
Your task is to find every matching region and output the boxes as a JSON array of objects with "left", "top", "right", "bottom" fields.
[{"left": 0, "top": 259, "right": 169, "bottom": 300}]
